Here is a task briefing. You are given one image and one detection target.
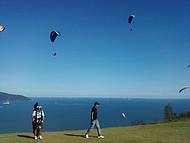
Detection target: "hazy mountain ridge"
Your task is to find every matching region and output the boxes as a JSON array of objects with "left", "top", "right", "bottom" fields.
[{"left": 0, "top": 92, "right": 30, "bottom": 103}]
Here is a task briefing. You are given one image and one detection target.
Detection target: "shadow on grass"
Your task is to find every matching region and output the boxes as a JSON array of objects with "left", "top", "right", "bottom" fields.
[
  {"left": 64, "top": 133, "right": 97, "bottom": 138},
  {"left": 17, "top": 135, "right": 34, "bottom": 139}
]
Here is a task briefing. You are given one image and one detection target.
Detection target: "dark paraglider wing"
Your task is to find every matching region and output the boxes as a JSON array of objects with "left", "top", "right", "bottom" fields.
[
  {"left": 128, "top": 15, "right": 135, "bottom": 24},
  {"left": 179, "top": 87, "right": 190, "bottom": 93},
  {"left": 50, "top": 31, "right": 60, "bottom": 42}
]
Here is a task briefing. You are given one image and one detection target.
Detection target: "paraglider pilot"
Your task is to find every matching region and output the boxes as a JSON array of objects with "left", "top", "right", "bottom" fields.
[
  {"left": 32, "top": 105, "right": 45, "bottom": 140},
  {"left": 85, "top": 102, "right": 104, "bottom": 139}
]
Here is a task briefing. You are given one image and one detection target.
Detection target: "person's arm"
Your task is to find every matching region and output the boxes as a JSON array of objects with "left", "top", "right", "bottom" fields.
[
  {"left": 41, "top": 111, "right": 45, "bottom": 122},
  {"left": 32, "top": 111, "right": 36, "bottom": 122},
  {"left": 42, "top": 111, "right": 45, "bottom": 121},
  {"left": 91, "top": 109, "right": 94, "bottom": 121}
]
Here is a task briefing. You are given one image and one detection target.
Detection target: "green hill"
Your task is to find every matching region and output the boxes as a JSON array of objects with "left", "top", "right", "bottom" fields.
[{"left": 0, "top": 120, "right": 190, "bottom": 143}]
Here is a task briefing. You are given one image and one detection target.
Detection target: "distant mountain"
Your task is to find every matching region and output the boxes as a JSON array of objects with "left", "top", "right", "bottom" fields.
[{"left": 0, "top": 92, "right": 30, "bottom": 103}]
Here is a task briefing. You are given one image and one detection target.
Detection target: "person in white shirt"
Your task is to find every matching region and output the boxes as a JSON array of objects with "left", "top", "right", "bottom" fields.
[{"left": 32, "top": 105, "right": 45, "bottom": 140}]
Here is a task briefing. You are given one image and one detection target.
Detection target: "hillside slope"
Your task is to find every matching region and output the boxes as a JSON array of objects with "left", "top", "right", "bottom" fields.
[{"left": 0, "top": 120, "right": 189, "bottom": 143}]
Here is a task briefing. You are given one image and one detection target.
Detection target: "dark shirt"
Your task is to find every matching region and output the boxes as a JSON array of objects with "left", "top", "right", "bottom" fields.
[{"left": 91, "top": 106, "right": 97, "bottom": 121}]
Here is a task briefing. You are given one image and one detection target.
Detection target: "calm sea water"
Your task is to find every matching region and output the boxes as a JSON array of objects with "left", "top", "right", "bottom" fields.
[{"left": 0, "top": 98, "right": 190, "bottom": 133}]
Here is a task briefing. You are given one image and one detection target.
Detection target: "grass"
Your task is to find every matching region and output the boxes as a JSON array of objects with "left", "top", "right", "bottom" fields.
[{"left": 0, "top": 120, "right": 190, "bottom": 143}]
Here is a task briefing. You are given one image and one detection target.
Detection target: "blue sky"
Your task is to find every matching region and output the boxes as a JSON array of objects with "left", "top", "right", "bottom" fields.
[{"left": 0, "top": 0, "right": 190, "bottom": 98}]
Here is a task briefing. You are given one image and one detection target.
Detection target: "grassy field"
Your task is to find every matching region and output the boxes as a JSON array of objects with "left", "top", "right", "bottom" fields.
[{"left": 0, "top": 120, "right": 190, "bottom": 143}]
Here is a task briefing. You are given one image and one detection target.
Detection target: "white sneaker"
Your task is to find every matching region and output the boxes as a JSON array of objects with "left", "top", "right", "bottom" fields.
[
  {"left": 98, "top": 135, "right": 104, "bottom": 139},
  {"left": 85, "top": 134, "right": 89, "bottom": 138},
  {"left": 34, "top": 136, "right": 38, "bottom": 140},
  {"left": 39, "top": 136, "right": 43, "bottom": 140}
]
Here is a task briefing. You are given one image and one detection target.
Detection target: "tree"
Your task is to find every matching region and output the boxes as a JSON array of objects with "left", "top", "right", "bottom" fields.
[{"left": 164, "top": 104, "right": 174, "bottom": 121}]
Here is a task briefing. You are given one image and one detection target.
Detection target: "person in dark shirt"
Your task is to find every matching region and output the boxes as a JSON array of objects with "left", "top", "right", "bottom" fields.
[{"left": 85, "top": 102, "right": 104, "bottom": 139}]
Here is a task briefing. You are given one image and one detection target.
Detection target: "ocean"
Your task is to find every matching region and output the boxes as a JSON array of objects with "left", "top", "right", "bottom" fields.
[{"left": 0, "top": 98, "right": 190, "bottom": 133}]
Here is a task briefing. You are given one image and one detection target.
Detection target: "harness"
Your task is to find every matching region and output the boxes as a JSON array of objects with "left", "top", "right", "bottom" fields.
[
  {"left": 33, "top": 110, "right": 44, "bottom": 129},
  {"left": 34, "top": 111, "right": 43, "bottom": 123}
]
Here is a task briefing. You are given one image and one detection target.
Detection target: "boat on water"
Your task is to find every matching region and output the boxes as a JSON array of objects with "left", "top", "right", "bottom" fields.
[{"left": 2, "top": 100, "right": 10, "bottom": 105}]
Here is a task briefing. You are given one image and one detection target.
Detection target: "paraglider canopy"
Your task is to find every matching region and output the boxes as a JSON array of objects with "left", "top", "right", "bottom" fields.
[
  {"left": 122, "top": 112, "right": 127, "bottom": 118},
  {"left": 179, "top": 86, "right": 190, "bottom": 93},
  {"left": 128, "top": 15, "right": 135, "bottom": 24},
  {"left": 50, "top": 31, "right": 60, "bottom": 42},
  {"left": 0, "top": 24, "right": 5, "bottom": 32}
]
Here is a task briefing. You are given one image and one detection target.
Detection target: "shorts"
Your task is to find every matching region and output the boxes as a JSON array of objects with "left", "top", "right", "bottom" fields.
[{"left": 33, "top": 121, "right": 43, "bottom": 131}]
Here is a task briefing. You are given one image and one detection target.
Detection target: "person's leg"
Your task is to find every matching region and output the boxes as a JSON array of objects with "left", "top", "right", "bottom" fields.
[
  {"left": 34, "top": 129, "right": 37, "bottom": 136},
  {"left": 36, "top": 122, "right": 43, "bottom": 139},
  {"left": 34, "top": 129, "right": 38, "bottom": 139},
  {"left": 38, "top": 128, "right": 43, "bottom": 139},
  {"left": 32, "top": 122, "right": 35, "bottom": 135},
  {"left": 33, "top": 122, "right": 38, "bottom": 139},
  {"left": 37, "top": 128, "right": 40, "bottom": 136},
  {"left": 86, "top": 120, "right": 96, "bottom": 135},
  {"left": 95, "top": 120, "right": 102, "bottom": 136}
]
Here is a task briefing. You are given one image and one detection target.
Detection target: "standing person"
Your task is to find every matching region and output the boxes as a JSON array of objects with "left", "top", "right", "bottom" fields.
[
  {"left": 32, "top": 102, "right": 38, "bottom": 135},
  {"left": 85, "top": 102, "right": 104, "bottom": 139},
  {"left": 32, "top": 106, "right": 45, "bottom": 140}
]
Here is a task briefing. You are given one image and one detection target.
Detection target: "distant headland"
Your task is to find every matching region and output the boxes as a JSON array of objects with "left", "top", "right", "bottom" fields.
[{"left": 0, "top": 92, "right": 30, "bottom": 104}]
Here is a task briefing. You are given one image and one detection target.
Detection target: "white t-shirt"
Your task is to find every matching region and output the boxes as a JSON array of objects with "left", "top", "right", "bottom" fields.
[{"left": 32, "top": 110, "right": 45, "bottom": 119}]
